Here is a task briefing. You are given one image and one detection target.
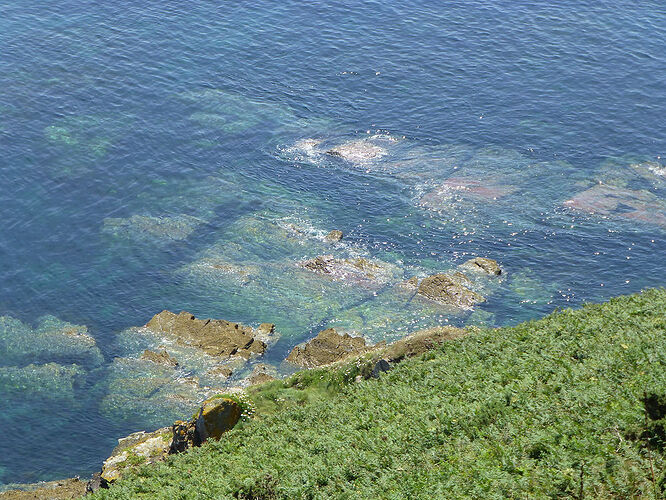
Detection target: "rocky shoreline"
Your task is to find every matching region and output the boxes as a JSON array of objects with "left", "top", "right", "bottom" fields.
[{"left": 1, "top": 307, "right": 471, "bottom": 498}]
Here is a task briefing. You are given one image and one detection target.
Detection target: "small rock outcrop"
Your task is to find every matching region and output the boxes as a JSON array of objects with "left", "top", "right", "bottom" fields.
[
  {"left": 100, "top": 427, "right": 173, "bottom": 486},
  {"left": 460, "top": 257, "right": 502, "bottom": 276},
  {"left": 140, "top": 349, "right": 179, "bottom": 367},
  {"left": 286, "top": 328, "right": 374, "bottom": 368},
  {"left": 145, "top": 310, "right": 267, "bottom": 358},
  {"left": 325, "top": 229, "right": 343, "bottom": 242},
  {"left": 247, "top": 364, "right": 278, "bottom": 385},
  {"left": 417, "top": 273, "right": 485, "bottom": 308},
  {"left": 301, "top": 255, "right": 398, "bottom": 287}
]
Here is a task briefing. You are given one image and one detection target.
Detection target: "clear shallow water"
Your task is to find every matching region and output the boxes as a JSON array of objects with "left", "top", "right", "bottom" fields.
[{"left": 0, "top": 0, "right": 665, "bottom": 486}]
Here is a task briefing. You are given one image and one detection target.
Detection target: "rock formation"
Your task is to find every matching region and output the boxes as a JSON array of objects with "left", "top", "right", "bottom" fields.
[
  {"left": 286, "top": 328, "right": 375, "bottom": 368},
  {"left": 145, "top": 310, "right": 268, "bottom": 358}
]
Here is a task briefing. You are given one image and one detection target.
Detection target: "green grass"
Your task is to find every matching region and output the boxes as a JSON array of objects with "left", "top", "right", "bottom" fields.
[{"left": 94, "top": 289, "right": 666, "bottom": 499}]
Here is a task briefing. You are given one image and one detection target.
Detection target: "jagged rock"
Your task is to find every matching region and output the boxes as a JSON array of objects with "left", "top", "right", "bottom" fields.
[
  {"left": 0, "top": 478, "right": 88, "bottom": 499},
  {"left": 417, "top": 273, "right": 485, "bottom": 308},
  {"left": 286, "top": 328, "right": 373, "bottom": 367},
  {"left": 301, "top": 255, "right": 399, "bottom": 287},
  {"left": 326, "top": 229, "right": 343, "bottom": 242},
  {"left": 460, "top": 257, "right": 502, "bottom": 276},
  {"left": 100, "top": 427, "right": 172, "bottom": 485},
  {"left": 145, "top": 310, "right": 267, "bottom": 358},
  {"left": 141, "top": 349, "right": 179, "bottom": 367}
]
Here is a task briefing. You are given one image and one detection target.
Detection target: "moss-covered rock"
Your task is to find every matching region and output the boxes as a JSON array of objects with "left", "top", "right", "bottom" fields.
[
  {"left": 100, "top": 428, "right": 172, "bottom": 485},
  {"left": 194, "top": 396, "right": 242, "bottom": 442}
]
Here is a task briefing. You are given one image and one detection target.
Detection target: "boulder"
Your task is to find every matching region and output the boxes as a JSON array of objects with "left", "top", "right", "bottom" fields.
[
  {"left": 417, "top": 273, "right": 485, "bottom": 308},
  {"left": 195, "top": 396, "right": 242, "bottom": 442},
  {"left": 460, "top": 257, "right": 502, "bottom": 276},
  {"left": 140, "top": 349, "right": 179, "bottom": 367},
  {"left": 325, "top": 229, "right": 343, "bottom": 242},
  {"left": 286, "top": 328, "right": 373, "bottom": 367},
  {"left": 145, "top": 310, "right": 267, "bottom": 358}
]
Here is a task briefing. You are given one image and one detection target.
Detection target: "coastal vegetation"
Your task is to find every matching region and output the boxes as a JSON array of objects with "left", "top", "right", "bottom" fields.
[{"left": 91, "top": 288, "right": 666, "bottom": 499}]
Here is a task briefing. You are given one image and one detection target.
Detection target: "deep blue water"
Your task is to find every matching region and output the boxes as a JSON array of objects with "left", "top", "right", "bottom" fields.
[{"left": 0, "top": 0, "right": 665, "bottom": 486}]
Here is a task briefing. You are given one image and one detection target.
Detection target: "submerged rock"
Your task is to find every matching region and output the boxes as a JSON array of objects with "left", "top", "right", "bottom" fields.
[
  {"left": 145, "top": 310, "right": 267, "bottom": 358},
  {"left": 459, "top": 257, "right": 502, "bottom": 276},
  {"left": 564, "top": 183, "right": 666, "bottom": 228},
  {"left": 141, "top": 349, "right": 179, "bottom": 367},
  {"left": 300, "top": 255, "right": 400, "bottom": 288},
  {"left": 419, "top": 177, "right": 518, "bottom": 208},
  {"left": 0, "top": 315, "right": 102, "bottom": 367},
  {"left": 102, "top": 214, "right": 202, "bottom": 241},
  {"left": 326, "top": 139, "right": 387, "bottom": 164},
  {"left": 417, "top": 273, "right": 485, "bottom": 308},
  {"left": 286, "top": 328, "right": 374, "bottom": 368},
  {"left": 0, "top": 363, "right": 85, "bottom": 399}
]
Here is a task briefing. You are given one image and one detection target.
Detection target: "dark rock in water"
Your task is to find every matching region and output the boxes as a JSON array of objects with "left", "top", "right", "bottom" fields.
[
  {"left": 141, "top": 349, "right": 179, "bottom": 367},
  {"left": 326, "top": 229, "right": 343, "bottom": 242},
  {"left": 460, "top": 257, "right": 502, "bottom": 276},
  {"left": 0, "top": 478, "right": 87, "bottom": 499},
  {"left": 417, "top": 273, "right": 485, "bottom": 308},
  {"left": 370, "top": 359, "right": 391, "bottom": 378},
  {"left": 286, "top": 328, "right": 373, "bottom": 367},
  {"left": 145, "top": 310, "right": 267, "bottom": 358}
]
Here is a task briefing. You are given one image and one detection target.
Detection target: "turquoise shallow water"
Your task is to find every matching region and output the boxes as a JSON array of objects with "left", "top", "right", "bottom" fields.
[{"left": 0, "top": 0, "right": 665, "bottom": 486}]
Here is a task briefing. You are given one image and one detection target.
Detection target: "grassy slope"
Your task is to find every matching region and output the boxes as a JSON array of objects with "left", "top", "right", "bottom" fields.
[{"left": 95, "top": 289, "right": 666, "bottom": 499}]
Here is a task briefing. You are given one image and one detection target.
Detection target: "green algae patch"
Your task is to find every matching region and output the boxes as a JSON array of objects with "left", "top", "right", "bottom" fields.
[{"left": 92, "top": 289, "right": 666, "bottom": 499}]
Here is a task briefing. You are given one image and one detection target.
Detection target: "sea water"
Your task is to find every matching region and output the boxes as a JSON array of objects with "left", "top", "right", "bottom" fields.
[{"left": 0, "top": 0, "right": 664, "bottom": 486}]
